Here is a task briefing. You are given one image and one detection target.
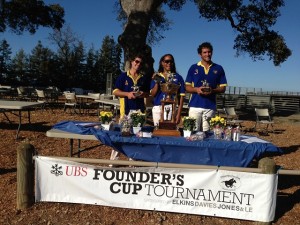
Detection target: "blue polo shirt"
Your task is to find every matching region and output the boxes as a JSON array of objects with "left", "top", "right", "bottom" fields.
[
  {"left": 185, "top": 61, "right": 227, "bottom": 110},
  {"left": 150, "top": 72, "right": 185, "bottom": 106},
  {"left": 113, "top": 71, "right": 150, "bottom": 116}
]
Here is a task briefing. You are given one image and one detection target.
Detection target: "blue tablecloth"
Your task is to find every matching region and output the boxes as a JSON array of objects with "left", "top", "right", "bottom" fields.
[{"left": 53, "top": 121, "right": 282, "bottom": 167}]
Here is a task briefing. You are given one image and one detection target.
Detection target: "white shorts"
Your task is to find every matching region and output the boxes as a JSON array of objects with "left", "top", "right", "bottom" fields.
[
  {"left": 189, "top": 107, "right": 215, "bottom": 131},
  {"left": 152, "top": 105, "right": 162, "bottom": 127}
]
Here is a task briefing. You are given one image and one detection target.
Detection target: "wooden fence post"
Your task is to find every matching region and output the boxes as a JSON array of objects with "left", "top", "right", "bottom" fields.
[
  {"left": 256, "top": 157, "right": 276, "bottom": 225},
  {"left": 17, "top": 142, "right": 35, "bottom": 209}
]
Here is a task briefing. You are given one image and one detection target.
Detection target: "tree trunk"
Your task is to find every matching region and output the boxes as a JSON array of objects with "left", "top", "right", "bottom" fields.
[{"left": 118, "top": 0, "right": 163, "bottom": 77}]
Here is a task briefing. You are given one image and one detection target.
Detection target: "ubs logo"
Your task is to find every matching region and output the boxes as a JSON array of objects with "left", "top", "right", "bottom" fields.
[
  {"left": 219, "top": 175, "right": 241, "bottom": 191},
  {"left": 50, "top": 164, "right": 88, "bottom": 177},
  {"left": 50, "top": 164, "right": 63, "bottom": 176}
]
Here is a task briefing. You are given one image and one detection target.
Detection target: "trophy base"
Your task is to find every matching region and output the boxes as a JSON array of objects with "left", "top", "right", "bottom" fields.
[
  {"left": 202, "top": 87, "right": 211, "bottom": 93},
  {"left": 159, "top": 121, "right": 177, "bottom": 130},
  {"left": 153, "top": 121, "right": 180, "bottom": 137},
  {"left": 133, "top": 92, "right": 142, "bottom": 97},
  {"left": 153, "top": 129, "right": 181, "bottom": 137}
]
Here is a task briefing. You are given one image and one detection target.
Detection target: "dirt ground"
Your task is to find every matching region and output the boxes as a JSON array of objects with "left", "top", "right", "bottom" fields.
[{"left": 0, "top": 107, "right": 299, "bottom": 225}]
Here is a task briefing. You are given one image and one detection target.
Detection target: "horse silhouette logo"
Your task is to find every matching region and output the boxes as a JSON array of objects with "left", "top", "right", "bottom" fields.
[
  {"left": 222, "top": 178, "right": 236, "bottom": 188},
  {"left": 219, "top": 175, "right": 241, "bottom": 190}
]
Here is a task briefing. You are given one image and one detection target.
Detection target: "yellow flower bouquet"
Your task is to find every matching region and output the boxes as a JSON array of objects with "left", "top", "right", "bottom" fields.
[
  {"left": 209, "top": 115, "right": 226, "bottom": 128},
  {"left": 99, "top": 111, "right": 113, "bottom": 124},
  {"left": 209, "top": 115, "right": 226, "bottom": 139}
]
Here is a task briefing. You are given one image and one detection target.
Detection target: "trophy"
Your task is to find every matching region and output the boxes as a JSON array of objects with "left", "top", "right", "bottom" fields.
[
  {"left": 153, "top": 72, "right": 181, "bottom": 137},
  {"left": 131, "top": 85, "right": 142, "bottom": 97},
  {"left": 201, "top": 79, "right": 211, "bottom": 93}
]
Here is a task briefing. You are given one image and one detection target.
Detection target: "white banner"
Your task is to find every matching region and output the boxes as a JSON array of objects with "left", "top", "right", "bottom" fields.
[{"left": 35, "top": 157, "right": 278, "bottom": 222}]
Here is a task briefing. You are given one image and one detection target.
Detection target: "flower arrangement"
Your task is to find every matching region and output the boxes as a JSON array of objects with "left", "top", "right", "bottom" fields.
[
  {"left": 209, "top": 115, "right": 226, "bottom": 128},
  {"left": 182, "top": 116, "right": 196, "bottom": 131},
  {"left": 130, "top": 112, "right": 146, "bottom": 127},
  {"left": 99, "top": 111, "right": 113, "bottom": 124}
]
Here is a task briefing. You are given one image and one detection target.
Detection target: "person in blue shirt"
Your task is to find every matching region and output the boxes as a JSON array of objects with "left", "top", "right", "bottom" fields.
[
  {"left": 185, "top": 42, "right": 227, "bottom": 132},
  {"left": 111, "top": 54, "right": 150, "bottom": 163},
  {"left": 150, "top": 54, "right": 185, "bottom": 126},
  {"left": 113, "top": 54, "right": 149, "bottom": 118}
]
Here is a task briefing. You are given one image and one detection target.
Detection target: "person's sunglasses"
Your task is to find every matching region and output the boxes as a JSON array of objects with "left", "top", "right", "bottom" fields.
[
  {"left": 163, "top": 59, "right": 173, "bottom": 64},
  {"left": 134, "top": 60, "right": 142, "bottom": 64}
]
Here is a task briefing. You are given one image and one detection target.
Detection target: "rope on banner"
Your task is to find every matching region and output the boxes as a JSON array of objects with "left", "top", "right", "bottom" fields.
[{"left": 30, "top": 155, "right": 300, "bottom": 175}]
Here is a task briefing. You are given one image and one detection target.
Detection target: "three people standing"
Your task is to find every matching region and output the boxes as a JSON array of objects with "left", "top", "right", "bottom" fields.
[{"left": 113, "top": 42, "right": 227, "bottom": 131}]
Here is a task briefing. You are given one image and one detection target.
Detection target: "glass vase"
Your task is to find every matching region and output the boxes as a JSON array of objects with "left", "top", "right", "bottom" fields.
[
  {"left": 213, "top": 126, "right": 223, "bottom": 140},
  {"left": 120, "top": 119, "right": 131, "bottom": 136}
]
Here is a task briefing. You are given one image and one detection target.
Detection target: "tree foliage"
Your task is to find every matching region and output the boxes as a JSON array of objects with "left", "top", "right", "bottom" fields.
[
  {"left": 48, "top": 25, "right": 80, "bottom": 89},
  {"left": 97, "top": 36, "right": 122, "bottom": 91},
  {"left": 1, "top": 33, "right": 122, "bottom": 92},
  {"left": 84, "top": 46, "right": 99, "bottom": 90},
  {"left": 11, "top": 49, "right": 29, "bottom": 84},
  {"left": 0, "top": 0, "right": 292, "bottom": 91},
  {"left": 193, "top": 0, "right": 291, "bottom": 66},
  {"left": 29, "top": 40, "right": 55, "bottom": 86},
  {"left": 0, "top": 0, "right": 64, "bottom": 34},
  {"left": 116, "top": 0, "right": 291, "bottom": 69},
  {"left": 0, "top": 39, "right": 12, "bottom": 81}
]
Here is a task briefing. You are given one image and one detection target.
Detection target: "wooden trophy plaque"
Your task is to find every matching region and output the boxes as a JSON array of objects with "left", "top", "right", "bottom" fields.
[{"left": 153, "top": 81, "right": 181, "bottom": 137}]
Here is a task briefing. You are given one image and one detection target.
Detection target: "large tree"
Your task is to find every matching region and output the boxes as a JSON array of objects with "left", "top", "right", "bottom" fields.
[
  {"left": 97, "top": 36, "right": 122, "bottom": 92},
  {"left": 70, "top": 41, "right": 86, "bottom": 87},
  {"left": 11, "top": 49, "right": 29, "bottom": 85},
  {"left": 48, "top": 25, "right": 80, "bottom": 89},
  {"left": 29, "top": 40, "right": 55, "bottom": 86},
  {"left": 85, "top": 46, "right": 99, "bottom": 91},
  {"left": 117, "top": 0, "right": 291, "bottom": 78},
  {"left": 0, "top": 0, "right": 64, "bottom": 34}
]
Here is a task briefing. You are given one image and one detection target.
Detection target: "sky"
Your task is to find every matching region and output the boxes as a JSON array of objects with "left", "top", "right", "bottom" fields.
[{"left": 1, "top": 0, "right": 300, "bottom": 92}]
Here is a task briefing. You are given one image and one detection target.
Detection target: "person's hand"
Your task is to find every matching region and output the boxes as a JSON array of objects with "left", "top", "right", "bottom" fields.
[
  {"left": 198, "top": 87, "right": 212, "bottom": 96},
  {"left": 135, "top": 91, "right": 144, "bottom": 98},
  {"left": 153, "top": 73, "right": 163, "bottom": 84},
  {"left": 195, "top": 87, "right": 202, "bottom": 95},
  {"left": 127, "top": 92, "right": 136, "bottom": 99}
]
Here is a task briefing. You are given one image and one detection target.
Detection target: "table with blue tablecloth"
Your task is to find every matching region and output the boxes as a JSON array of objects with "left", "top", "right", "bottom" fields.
[{"left": 48, "top": 121, "right": 282, "bottom": 167}]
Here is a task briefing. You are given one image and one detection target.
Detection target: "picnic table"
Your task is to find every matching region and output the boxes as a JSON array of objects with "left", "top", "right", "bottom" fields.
[{"left": 0, "top": 100, "right": 43, "bottom": 138}]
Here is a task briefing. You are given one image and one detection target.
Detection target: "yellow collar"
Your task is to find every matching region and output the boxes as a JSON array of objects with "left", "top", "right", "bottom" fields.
[{"left": 197, "top": 61, "right": 213, "bottom": 67}]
